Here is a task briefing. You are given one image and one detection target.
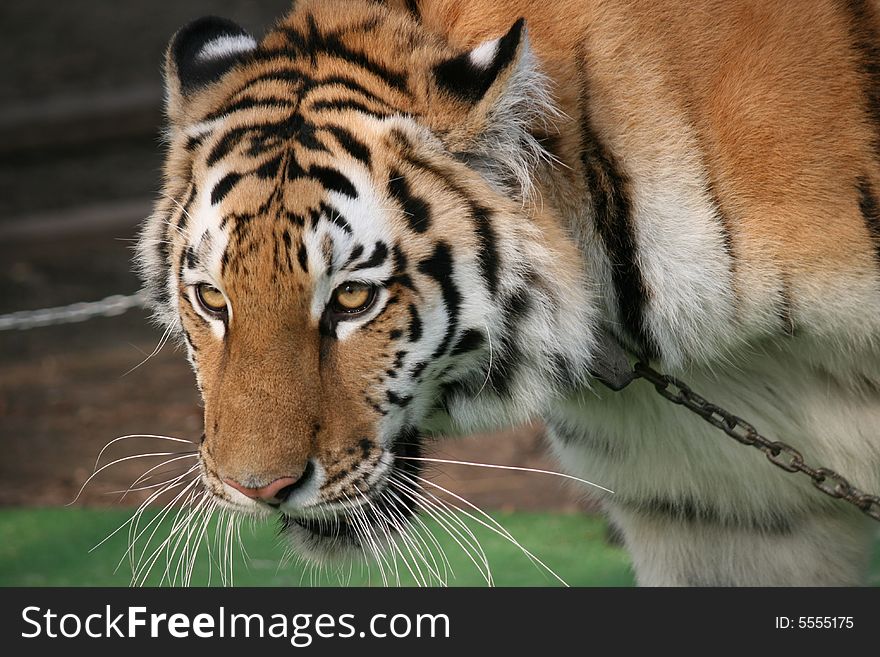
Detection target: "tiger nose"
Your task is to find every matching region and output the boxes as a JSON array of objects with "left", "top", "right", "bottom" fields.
[{"left": 223, "top": 466, "right": 311, "bottom": 504}]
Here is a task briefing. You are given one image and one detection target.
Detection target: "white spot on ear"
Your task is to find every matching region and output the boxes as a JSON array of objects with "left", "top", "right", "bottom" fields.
[
  {"left": 196, "top": 34, "right": 257, "bottom": 62},
  {"left": 469, "top": 37, "right": 500, "bottom": 69}
]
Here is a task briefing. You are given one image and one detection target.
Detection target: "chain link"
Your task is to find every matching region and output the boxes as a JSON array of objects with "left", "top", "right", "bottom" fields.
[
  {"left": 0, "top": 292, "right": 146, "bottom": 331},
  {"left": 633, "top": 362, "right": 880, "bottom": 522}
]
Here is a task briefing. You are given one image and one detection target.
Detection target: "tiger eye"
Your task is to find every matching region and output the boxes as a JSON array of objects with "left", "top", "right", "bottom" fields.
[
  {"left": 196, "top": 283, "right": 227, "bottom": 313},
  {"left": 333, "top": 282, "right": 375, "bottom": 313}
]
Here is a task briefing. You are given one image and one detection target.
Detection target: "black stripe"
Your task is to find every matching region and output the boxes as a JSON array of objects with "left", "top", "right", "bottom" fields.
[
  {"left": 206, "top": 121, "right": 279, "bottom": 166},
  {"left": 405, "top": 0, "right": 421, "bottom": 21},
  {"left": 410, "top": 361, "right": 427, "bottom": 379},
  {"left": 182, "top": 327, "right": 199, "bottom": 353},
  {"left": 153, "top": 221, "right": 172, "bottom": 305},
  {"left": 309, "top": 98, "right": 392, "bottom": 120},
  {"left": 486, "top": 288, "right": 529, "bottom": 397},
  {"left": 393, "top": 135, "right": 508, "bottom": 312},
  {"left": 621, "top": 496, "right": 794, "bottom": 535},
  {"left": 407, "top": 303, "right": 422, "bottom": 342},
  {"left": 175, "top": 185, "right": 197, "bottom": 232},
  {"left": 184, "top": 245, "right": 198, "bottom": 269},
  {"left": 229, "top": 66, "right": 402, "bottom": 115},
  {"left": 344, "top": 243, "right": 364, "bottom": 267},
  {"left": 388, "top": 245, "right": 414, "bottom": 289},
  {"left": 388, "top": 169, "right": 431, "bottom": 233},
  {"left": 255, "top": 154, "right": 283, "bottom": 179},
  {"left": 329, "top": 213, "right": 352, "bottom": 235},
  {"left": 221, "top": 250, "right": 231, "bottom": 277},
  {"left": 579, "top": 68, "right": 656, "bottom": 358},
  {"left": 386, "top": 390, "right": 413, "bottom": 407},
  {"left": 397, "top": 141, "right": 484, "bottom": 209},
  {"left": 352, "top": 241, "right": 388, "bottom": 271},
  {"left": 847, "top": 0, "right": 880, "bottom": 156},
  {"left": 227, "top": 68, "right": 306, "bottom": 98},
  {"left": 309, "top": 207, "right": 321, "bottom": 230},
  {"left": 278, "top": 20, "right": 410, "bottom": 94},
  {"left": 306, "top": 17, "right": 409, "bottom": 93},
  {"left": 297, "top": 240, "right": 309, "bottom": 273},
  {"left": 858, "top": 175, "right": 880, "bottom": 264},
  {"left": 777, "top": 275, "right": 796, "bottom": 336},
  {"left": 325, "top": 125, "right": 372, "bottom": 167},
  {"left": 417, "top": 242, "right": 460, "bottom": 358},
  {"left": 284, "top": 210, "right": 306, "bottom": 227},
  {"left": 309, "top": 166, "right": 358, "bottom": 198},
  {"left": 296, "top": 121, "right": 329, "bottom": 153},
  {"left": 450, "top": 328, "right": 485, "bottom": 356},
  {"left": 392, "top": 244, "right": 408, "bottom": 272},
  {"left": 321, "top": 202, "right": 353, "bottom": 235},
  {"left": 207, "top": 114, "right": 307, "bottom": 167},
  {"left": 211, "top": 173, "right": 242, "bottom": 205},
  {"left": 176, "top": 241, "right": 189, "bottom": 286},
  {"left": 315, "top": 74, "right": 399, "bottom": 108},
  {"left": 281, "top": 230, "right": 293, "bottom": 272},
  {"left": 471, "top": 205, "right": 500, "bottom": 296},
  {"left": 287, "top": 153, "right": 307, "bottom": 181},
  {"left": 185, "top": 134, "right": 206, "bottom": 151},
  {"left": 273, "top": 238, "right": 281, "bottom": 271},
  {"left": 202, "top": 95, "right": 295, "bottom": 122}
]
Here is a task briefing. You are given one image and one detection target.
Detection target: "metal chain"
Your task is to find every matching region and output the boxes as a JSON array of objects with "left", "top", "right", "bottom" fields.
[
  {"left": 0, "top": 292, "right": 145, "bottom": 331},
  {"left": 633, "top": 362, "right": 880, "bottom": 522}
]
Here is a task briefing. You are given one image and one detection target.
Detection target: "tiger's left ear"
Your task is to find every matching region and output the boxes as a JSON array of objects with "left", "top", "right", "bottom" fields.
[{"left": 429, "top": 19, "right": 555, "bottom": 198}]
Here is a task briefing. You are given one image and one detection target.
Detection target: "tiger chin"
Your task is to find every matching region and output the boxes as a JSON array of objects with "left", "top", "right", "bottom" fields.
[{"left": 137, "top": 0, "right": 880, "bottom": 586}]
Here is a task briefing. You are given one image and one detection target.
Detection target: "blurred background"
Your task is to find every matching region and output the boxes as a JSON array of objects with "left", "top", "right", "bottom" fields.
[{"left": 0, "top": 0, "right": 628, "bottom": 586}]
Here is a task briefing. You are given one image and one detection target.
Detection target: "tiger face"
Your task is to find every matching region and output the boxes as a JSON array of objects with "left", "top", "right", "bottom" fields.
[{"left": 138, "top": 1, "right": 599, "bottom": 558}]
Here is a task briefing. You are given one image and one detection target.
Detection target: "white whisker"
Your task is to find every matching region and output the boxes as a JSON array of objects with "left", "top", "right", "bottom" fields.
[
  {"left": 115, "top": 456, "right": 199, "bottom": 500},
  {"left": 398, "top": 455, "right": 614, "bottom": 494},
  {"left": 389, "top": 473, "right": 492, "bottom": 585},
  {"left": 407, "top": 471, "right": 568, "bottom": 587},
  {"left": 122, "top": 325, "right": 173, "bottom": 377},
  {"left": 105, "top": 464, "right": 198, "bottom": 496},
  {"left": 69, "top": 450, "right": 194, "bottom": 506},
  {"left": 94, "top": 433, "right": 196, "bottom": 470}
]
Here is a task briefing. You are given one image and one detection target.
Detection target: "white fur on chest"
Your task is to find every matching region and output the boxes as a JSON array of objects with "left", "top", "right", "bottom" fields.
[{"left": 546, "top": 340, "right": 880, "bottom": 521}]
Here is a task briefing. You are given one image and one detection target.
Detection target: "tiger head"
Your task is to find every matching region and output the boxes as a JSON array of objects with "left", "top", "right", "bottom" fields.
[{"left": 137, "top": 0, "right": 600, "bottom": 559}]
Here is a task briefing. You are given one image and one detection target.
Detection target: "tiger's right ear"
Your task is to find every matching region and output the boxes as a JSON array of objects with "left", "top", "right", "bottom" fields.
[{"left": 164, "top": 16, "right": 257, "bottom": 125}]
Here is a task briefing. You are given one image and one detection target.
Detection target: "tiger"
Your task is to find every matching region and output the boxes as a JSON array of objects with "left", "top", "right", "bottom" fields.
[{"left": 136, "top": 0, "right": 880, "bottom": 586}]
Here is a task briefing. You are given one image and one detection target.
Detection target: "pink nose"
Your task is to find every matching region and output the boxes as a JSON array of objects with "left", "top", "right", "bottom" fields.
[{"left": 223, "top": 476, "right": 300, "bottom": 503}]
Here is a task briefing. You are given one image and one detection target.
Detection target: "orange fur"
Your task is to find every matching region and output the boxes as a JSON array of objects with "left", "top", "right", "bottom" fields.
[{"left": 138, "top": 1, "right": 880, "bottom": 581}]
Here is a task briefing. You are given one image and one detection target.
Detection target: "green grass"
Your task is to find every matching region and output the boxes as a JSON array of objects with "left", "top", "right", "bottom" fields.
[
  {"left": 4, "top": 508, "right": 877, "bottom": 586},
  {"left": 0, "top": 507, "right": 635, "bottom": 587}
]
